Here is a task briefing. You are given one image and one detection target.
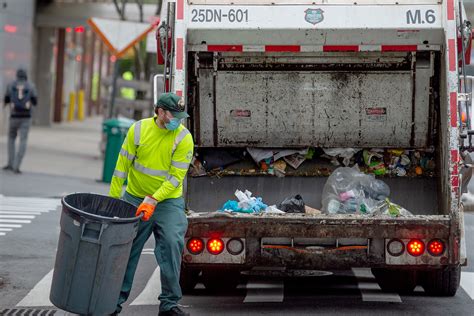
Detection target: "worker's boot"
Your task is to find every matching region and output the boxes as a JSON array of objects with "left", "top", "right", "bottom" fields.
[{"left": 158, "top": 306, "right": 190, "bottom": 316}]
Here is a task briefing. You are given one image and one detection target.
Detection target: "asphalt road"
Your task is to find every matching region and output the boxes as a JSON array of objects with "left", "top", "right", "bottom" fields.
[{"left": 0, "top": 194, "right": 473, "bottom": 316}]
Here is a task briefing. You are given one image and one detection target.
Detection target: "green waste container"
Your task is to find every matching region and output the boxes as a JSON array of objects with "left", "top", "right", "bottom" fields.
[
  {"left": 50, "top": 193, "right": 140, "bottom": 315},
  {"left": 102, "top": 118, "right": 134, "bottom": 183}
]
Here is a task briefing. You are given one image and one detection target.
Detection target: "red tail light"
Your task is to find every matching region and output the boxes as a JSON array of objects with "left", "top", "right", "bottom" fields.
[
  {"left": 207, "top": 238, "right": 224, "bottom": 255},
  {"left": 427, "top": 239, "right": 445, "bottom": 256},
  {"left": 407, "top": 239, "right": 425, "bottom": 256},
  {"left": 186, "top": 238, "right": 204, "bottom": 255}
]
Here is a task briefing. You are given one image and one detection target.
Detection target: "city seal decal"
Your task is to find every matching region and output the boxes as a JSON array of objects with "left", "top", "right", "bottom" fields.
[{"left": 305, "top": 8, "right": 324, "bottom": 25}]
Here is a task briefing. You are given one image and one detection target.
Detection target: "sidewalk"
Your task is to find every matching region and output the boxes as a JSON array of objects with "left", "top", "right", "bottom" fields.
[{"left": 0, "top": 116, "right": 110, "bottom": 198}]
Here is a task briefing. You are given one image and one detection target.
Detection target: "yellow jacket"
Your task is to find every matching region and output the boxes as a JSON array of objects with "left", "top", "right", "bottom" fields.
[{"left": 109, "top": 117, "right": 194, "bottom": 201}]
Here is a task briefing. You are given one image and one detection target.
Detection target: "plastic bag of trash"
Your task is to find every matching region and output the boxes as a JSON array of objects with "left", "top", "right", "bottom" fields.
[
  {"left": 278, "top": 194, "right": 306, "bottom": 213},
  {"left": 370, "top": 198, "right": 413, "bottom": 217},
  {"left": 234, "top": 189, "right": 268, "bottom": 212},
  {"left": 321, "top": 167, "right": 391, "bottom": 214}
]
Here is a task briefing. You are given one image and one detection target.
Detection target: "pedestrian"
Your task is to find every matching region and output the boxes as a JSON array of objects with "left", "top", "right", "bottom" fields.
[
  {"left": 3, "top": 68, "right": 37, "bottom": 174},
  {"left": 109, "top": 92, "right": 194, "bottom": 316}
]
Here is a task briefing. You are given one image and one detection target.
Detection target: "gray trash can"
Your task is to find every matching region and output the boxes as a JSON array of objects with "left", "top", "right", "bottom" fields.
[{"left": 50, "top": 193, "right": 140, "bottom": 315}]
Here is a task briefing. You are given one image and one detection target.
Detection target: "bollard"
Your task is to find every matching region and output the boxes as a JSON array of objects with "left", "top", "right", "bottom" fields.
[
  {"left": 78, "top": 90, "right": 85, "bottom": 121},
  {"left": 67, "top": 92, "right": 76, "bottom": 122}
]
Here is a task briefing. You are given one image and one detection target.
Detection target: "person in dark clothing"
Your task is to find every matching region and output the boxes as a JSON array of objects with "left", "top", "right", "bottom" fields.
[{"left": 3, "top": 68, "right": 37, "bottom": 174}]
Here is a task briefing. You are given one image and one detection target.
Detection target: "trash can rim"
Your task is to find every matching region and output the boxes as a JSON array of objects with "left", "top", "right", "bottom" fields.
[{"left": 61, "top": 193, "right": 140, "bottom": 223}]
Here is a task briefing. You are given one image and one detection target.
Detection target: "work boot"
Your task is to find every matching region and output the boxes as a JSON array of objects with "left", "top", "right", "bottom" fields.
[
  {"left": 158, "top": 306, "right": 190, "bottom": 316},
  {"left": 13, "top": 168, "right": 21, "bottom": 174},
  {"left": 2, "top": 165, "right": 12, "bottom": 171}
]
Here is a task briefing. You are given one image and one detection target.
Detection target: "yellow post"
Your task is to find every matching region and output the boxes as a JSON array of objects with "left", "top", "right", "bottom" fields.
[
  {"left": 67, "top": 92, "right": 76, "bottom": 122},
  {"left": 78, "top": 89, "right": 85, "bottom": 121}
]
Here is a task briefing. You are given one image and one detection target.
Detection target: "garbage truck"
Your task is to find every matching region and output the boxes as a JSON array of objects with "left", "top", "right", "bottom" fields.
[{"left": 155, "top": 0, "right": 472, "bottom": 295}]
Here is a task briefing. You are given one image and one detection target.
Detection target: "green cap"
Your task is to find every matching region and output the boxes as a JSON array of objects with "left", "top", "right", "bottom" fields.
[{"left": 156, "top": 92, "right": 190, "bottom": 119}]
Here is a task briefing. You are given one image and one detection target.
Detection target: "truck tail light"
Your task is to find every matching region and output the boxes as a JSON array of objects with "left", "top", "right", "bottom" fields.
[
  {"left": 207, "top": 238, "right": 224, "bottom": 255},
  {"left": 387, "top": 239, "right": 405, "bottom": 256},
  {"left": 407, "top": 239, "right": 425, "bottom": 256},
  {"left": 427, "top": 239, "right": 445, "bottom": 256},
  {"left": 226, "top": 238, "right": 244, "bottom": 255},
  {"left": 187, "top": 238, "right": 204, "bottom": 255}
]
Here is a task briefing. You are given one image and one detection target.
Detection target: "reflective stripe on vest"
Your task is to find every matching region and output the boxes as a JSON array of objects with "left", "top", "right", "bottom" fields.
[
  {"left": 171, "top": 160, "right": 189, "bottom": 169},
  {"left": 120, "top": 148, "right": 135, "bottom": 161},
  {"left": 134, "top": 161, "right": 169, "bottom": 177},
  {"left": 172, "top": 129, "right": 190, "bottom": 156},
  {"left": 114, "top": 170, "right": 127, "bottom": 179},
  {"left": 134, "top": 121, "right": 141, "bottom": 146},
  {"left": 166, "top": 174, "right": 180, "bottom": 187}
]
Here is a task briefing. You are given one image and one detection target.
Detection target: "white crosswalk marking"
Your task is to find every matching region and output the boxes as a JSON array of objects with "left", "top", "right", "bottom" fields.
[
  {"left": 130, "top": 267, "right": 161, "bottom": 305},
  {"left": 0, "top": 219, "right": 31, "bottom": 224},
  {"left": 0, "top": 215, "right": 36, "bottom": 219},
  {"left": 0, "top": 196, "right": 60, "bottom": 237},
  {"left": 16, "top": 269, "right": 54, "bottom": 307},
  {"left": 461, "top": 271, "right": 474, "bottom": 300},
  {"left": 0, "top": 228, "right": 13, "bottom": 231},
  {"left": 244, "top": 279, "right": 284, "bottom": 303},
  {"left": 352, "top": 268, "right": 402, "bottom": 303},
  {"left": 0, "top": 224, "right": 22, "bottom": 228},
  {"left": 0, "top": 211, "right": 42, "bottom": 215}
]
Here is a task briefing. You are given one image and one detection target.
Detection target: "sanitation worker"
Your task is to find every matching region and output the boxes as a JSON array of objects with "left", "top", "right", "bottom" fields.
[{"left": 109, "top": 92, "right": 194, "bottom": 316}]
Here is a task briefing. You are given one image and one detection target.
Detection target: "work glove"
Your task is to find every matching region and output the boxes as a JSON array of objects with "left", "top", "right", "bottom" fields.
[{"left": 136, "top": 196, "right": 158, "bottom": 221}]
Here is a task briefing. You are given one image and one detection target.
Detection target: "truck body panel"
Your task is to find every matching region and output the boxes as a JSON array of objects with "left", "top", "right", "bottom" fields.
[{"left": 157, "top": 0, "right": 467, "bottom": 293}]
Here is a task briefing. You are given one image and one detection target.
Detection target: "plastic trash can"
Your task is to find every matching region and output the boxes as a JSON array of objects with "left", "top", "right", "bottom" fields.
[
  {"left": 102, "top": 118, "right": 134, "bottom": 183},
  {"left": 50, "top": 193, "right": 140, "bottom": 315}
]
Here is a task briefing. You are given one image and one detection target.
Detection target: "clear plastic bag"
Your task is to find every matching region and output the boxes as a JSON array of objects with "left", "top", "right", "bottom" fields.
[{"left": 322, "top": 167, "right": 391, "bottom": 215}]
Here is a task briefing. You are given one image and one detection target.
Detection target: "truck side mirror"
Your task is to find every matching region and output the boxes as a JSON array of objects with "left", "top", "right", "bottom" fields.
[{"left": 153, "top": 74, "right": 165, "bottom": 106}]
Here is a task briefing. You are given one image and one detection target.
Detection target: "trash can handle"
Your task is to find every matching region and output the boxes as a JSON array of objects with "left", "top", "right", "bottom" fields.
[{"left": 80, "top": 222, "right": 105, "bottom": 244}]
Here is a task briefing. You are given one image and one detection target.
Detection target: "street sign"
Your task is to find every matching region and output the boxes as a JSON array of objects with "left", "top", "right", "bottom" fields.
[{"left": 87, "top": 17, "right": 155, "bottom": 58}]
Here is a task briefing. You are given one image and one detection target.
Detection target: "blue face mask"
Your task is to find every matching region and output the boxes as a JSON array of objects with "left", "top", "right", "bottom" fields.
[{"left": 165, "top": 118, "right": 181, "bottom": 131}]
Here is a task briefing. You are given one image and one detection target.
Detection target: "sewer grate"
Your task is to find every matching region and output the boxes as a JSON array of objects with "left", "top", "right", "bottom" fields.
[{"left": 0, "top": 309, "right": 57, "bottom": 316}]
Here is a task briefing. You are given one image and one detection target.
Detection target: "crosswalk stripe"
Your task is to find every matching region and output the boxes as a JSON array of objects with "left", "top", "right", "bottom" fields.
[
  {"left": 244, "top": 279, "right": 284, "bottom": 303},
  {"left": 0, "top": 215, "right": 36, "bottom": 219},
  {"left": 0, "top": 211, "right": 42, "bottom": 215},
  {"left": 16, "top": 269, "right": 54, "bottom": 307},
  {"left": 0, "top": 228, "right": 13, "bottom": 231},
  {"left": 0, "top": 224, "right": 22, "bottom": 228},
  {"left": 461, "top": 271, "right": 474, "bottom": 300},
  {"left": 130, "top": 267, "right": 161, "bottom": 305},
  {"left": 0, "top": 219, "right": 31, "bottom": 224},
  {"left": 352, "top": 268, "right": 402, "bottom": 303},
  {"left": 0, "top": 206, "right": 54, "bottom": 212},
  {"left": 0, "top": 232, "right": 5, "bottom": 236}
]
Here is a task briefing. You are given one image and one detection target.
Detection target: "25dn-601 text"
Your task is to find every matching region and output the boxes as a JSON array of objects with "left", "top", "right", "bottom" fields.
[{"left": 191, "top": 9, "right": 249, "bottom": 23}]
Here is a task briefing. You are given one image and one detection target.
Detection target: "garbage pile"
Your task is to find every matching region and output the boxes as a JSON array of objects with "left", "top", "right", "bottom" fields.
[
  {"left": 218, "top": 183, "right": 411, "bottom": 217},
  {"left": 321, "top": 167, "right": 412, "bottom": 216},
  {"left": 189, "top": 146, "right": 436, "bottom": 179},
  {"left": 220, "top": 190, "right": 320, "bottom": 215}
]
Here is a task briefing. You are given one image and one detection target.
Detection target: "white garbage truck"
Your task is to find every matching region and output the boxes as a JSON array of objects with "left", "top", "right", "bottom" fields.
[{"left": 155, "top": 0, "right": 472, "bottom": 295}]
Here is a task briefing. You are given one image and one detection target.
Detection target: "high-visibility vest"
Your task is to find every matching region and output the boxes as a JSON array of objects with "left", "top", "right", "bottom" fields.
[{"left": 109, "top": 117, "right": 194, "bottom": 201}]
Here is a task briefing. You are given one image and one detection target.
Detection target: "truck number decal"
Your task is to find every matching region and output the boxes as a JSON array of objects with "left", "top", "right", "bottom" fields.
[
  {"left": 191, "top": 9, "right": 249, "bottom": 23},
  {"left": 406, "top": 9, "right": 436, "bottom": 25}
]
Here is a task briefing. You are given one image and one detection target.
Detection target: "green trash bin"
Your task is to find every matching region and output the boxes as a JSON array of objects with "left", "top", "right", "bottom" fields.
[
  {"left": 50, "top": 193, "right": 140, "bottom": 315},
  {"left": 102, "top": 118, "right": 134, "bottom": 183}
]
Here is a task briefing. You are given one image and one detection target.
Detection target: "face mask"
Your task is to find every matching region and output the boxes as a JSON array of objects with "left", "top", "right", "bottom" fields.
[{"left": 165, "top": 117, "right": 181, "bottom": 131}]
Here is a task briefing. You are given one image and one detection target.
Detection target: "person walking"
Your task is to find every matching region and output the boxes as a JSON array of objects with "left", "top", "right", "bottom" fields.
[
  {"left": 3, "top": 68, "right": 37, "bottom": 174},
  {"left": 109, "top": 92, "right": 194, "bottom": 316}
]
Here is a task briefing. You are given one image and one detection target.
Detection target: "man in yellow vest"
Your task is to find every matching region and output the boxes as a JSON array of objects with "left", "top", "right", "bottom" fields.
[{"left": 109, "top": 92, "right": 194, "bottom": 316}]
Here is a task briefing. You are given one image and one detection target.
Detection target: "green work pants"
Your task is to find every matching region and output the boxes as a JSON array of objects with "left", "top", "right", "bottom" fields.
[{"left": 116, "top": 191, "right": 188, "bottom": 313}]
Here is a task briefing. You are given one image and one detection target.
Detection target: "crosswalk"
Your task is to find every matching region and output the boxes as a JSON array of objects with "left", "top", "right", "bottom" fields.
[
  {"left": 14, "top": 256, "right": 474, "bottom": 309},
  {"left": 0, "top": 195, "right": 60, "bottom": 237}
]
